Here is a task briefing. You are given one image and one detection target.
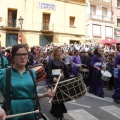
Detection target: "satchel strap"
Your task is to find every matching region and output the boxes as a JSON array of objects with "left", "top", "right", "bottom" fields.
[
  {"left": 6, "top": 68, "right": 12, "bottom": 116},
  {"left": 0, "top": 52, "right": 4, "bottom": 68}
]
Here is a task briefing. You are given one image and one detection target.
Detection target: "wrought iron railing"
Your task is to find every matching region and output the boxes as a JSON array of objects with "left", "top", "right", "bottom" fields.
[
  {"left": 40, "top": 23, "right": 54, "bottom": 31},
  {"left": 101, "top": 0, "right": 111, "bottom": 2},
  {"left": 87, "top": 13, "right": 112, "bottom": 21},
  {"left": 7, "top": 19, "right": 16, "bottom": 27},
  {"left": 55, "top": 0, "right": 85, "bottom": 3}
]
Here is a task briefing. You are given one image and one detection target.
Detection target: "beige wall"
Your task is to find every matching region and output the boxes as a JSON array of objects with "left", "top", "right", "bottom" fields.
[{"left": 0, "top": 0, "right": 85, "bottom": 46}]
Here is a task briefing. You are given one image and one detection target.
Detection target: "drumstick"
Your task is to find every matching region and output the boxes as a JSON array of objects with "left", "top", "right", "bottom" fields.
[
  {"left": 49, "top": 73, "right": 62, "bottom": 103},
  {"left": 6, "top": 110, "right": 39, "bottom": 119}
]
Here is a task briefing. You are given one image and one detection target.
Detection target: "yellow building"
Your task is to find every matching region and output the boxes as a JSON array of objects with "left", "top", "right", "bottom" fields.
[{"left": 0, "top": 0, "right": 85, "bottom": 47}]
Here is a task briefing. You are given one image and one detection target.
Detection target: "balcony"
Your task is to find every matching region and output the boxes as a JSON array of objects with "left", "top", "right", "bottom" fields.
[
  {"left": 40, "top": 23, "right": 54, "bottom": 32},
  {"left": 102, "top": 15, "right": 111, "bottom": 21},
  {"left": 8, "top": 19, "right": 16, "bottom": 27},
  {"left": 1, "top": 18, "right": 19, "bottom": 31},
  {"left": 101, "top": 0, "right": 111, "bottom": 6},
  {"left": 101, "top": 0, "right": 111, "bottom": 2},
  {"left": 87, "top": 13, "right": 112, "bottom": 21},
  {"left": 88, "top": 0, "right": 101, "bottom": 2},
  {"left": 56, "top": 0, "right": 85, "bottom": 3}
]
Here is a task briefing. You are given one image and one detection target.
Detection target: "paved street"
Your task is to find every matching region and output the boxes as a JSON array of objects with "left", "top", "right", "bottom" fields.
[
  {"left": 37, "top": 80, "right": 120, "bottom": 120},
  {"left": 0, "top": 80, "right": 120, "bottom": 120}
]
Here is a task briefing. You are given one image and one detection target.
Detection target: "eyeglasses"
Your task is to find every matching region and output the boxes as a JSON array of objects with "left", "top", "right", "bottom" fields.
[{"left": 15, "top": 53, "right": 28, "bottom": 58}]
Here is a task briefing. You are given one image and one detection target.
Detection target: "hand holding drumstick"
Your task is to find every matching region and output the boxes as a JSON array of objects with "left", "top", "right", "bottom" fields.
[{"left": 49, "top": 73, "right": 62, "bottom": 103}]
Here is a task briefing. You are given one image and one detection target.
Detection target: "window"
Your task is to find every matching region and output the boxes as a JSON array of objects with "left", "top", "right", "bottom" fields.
[
  {"left": 8, "top": 9, "right": 17, "bottom": 27},
  {"left": 90, "top": 5, "right": 96, "bottom": 15},
  {"left": 92, "top": 24, "right": 101, "bottom": 37},
  {"left": 6, "top": 34, "right": 18, "bottom": 47},
  {"left": 70, "top": 17, "right": 75, "bottom": 27},
  {"left": 102, "top": 7, "right": 107, "bottom": 17},
  {"left": 117, "top": 18, "right": 120, "bottom": 27},
  {"left": 117, "top": 0, "right": 120, "bottom": 6},
  {"left": 42, "top": 13, "right": 50, "bottom": 30},
  {"left": 40, "top": 35, "right": 53, "bottom": 46}
]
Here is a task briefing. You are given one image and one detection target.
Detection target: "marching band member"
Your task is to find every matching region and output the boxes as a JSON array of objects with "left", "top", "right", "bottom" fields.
[
  {"left": 89, "top": 48, "right": 104, "bottom": 98},
  {"left": 70, "top": 50, "right": 82, "bottom": 76},
  {"left": 106, "top": 56, "right": 114, "bottom": 90},
  {"left": 0, "top": 40, "right": 8, "bottom": 69},
  {"left": 112, "top": 52, "right": 120, "bottom": 103},
  {"left": 24, "top": 44, "right": 34, "bottom": 67},
  {"left": 47, "top": 47, "right": 70, "bottom": 120},
  {"left": 0, "top": 44, "right": 55, "bottom": 120}
]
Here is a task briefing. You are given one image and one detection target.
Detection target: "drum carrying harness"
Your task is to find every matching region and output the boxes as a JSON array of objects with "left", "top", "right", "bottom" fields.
[
  {"left": 0, "top": 53, "right": 4, "bottom": 68},
  {"left": 5, "top": 68, "right": 47, "bottom": 120}
]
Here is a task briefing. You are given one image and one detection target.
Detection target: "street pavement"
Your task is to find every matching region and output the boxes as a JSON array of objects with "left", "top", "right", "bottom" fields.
[
  {"left": 37, "top": 80, "right": 120, "bottom": 120},
  {"left": 0, "top": 80, "right": 120, "bottom": 120}
]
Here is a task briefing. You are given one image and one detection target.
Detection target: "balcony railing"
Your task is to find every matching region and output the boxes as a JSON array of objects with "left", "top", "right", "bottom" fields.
[
  {"left": 7, "top": 19, "right": 16, "bottom": 27},
  {"left": 40, "top": 23, "right": 54, "bottom": 31},
  {"left": 87, "top": 13, "right": 112, "bottom": 21},
  {"left": 101, "top": 0, "right": 111, "bottom": 2},
  {"left": 88, "top": 0, "right": 101, "bottom": 2}
]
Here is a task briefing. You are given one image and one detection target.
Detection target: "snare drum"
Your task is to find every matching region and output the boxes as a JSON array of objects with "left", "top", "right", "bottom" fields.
[
  {"left": 80, "top": 68, "right": 89, "bottom": 77},
  {"left": 101, "top": 70, "right": 112, "bottom": 81},
  {"left": 31, "top": 65, "right": 47, "bottom": 82}
]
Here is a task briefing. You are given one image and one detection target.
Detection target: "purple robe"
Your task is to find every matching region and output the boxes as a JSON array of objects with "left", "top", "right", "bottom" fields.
[
  {"left": 70, "top": 55, "right": 81, "bottom": 75},
  {"left": 112, "top": 54, "right": 120, "bottom": 100},
  {"left": 89, "top": 55, "right": 104, "bottom": 97}
]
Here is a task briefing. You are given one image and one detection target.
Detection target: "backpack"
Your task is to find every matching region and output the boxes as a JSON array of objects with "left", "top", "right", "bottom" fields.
[{"left": 5, "top": 68, "right": 47, "bottom": 120}]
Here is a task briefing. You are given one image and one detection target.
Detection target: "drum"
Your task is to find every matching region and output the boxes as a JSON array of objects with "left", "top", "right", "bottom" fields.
[
  {"left": 31, "top": 65, "right": 47, "bottom": 82},
  {"left": 101, "top": 70, "right": 112, "bottom": 81},
  {"left": 49, "top": 75, "right": 86, "bottom": 104},
  {"left": 80, "top": 68, "right": 89, "bottom": 78}
]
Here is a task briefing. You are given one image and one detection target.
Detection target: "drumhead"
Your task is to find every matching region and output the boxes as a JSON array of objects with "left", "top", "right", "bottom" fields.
[
  {"left": 31, "top": 66, "right": 42, "bottom": 71},
  {"left": 80, "top": 68, "right": 89, "bottom": 72},
  {"left": 101, "top": 70, "right": 112, "bottom": 77}
]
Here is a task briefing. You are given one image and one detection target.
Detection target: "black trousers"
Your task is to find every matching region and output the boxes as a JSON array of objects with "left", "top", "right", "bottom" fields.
[{"left": 50, "top": 103, "right": 67, "bottom": 118}]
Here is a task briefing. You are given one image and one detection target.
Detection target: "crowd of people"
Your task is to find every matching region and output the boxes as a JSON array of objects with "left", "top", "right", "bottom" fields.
[{"left": 0, "top": 41, "right": 120, "bottom": 120}]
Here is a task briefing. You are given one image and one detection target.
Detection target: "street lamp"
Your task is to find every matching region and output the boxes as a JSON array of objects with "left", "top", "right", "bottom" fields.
[{"left": 18, "top": 16, "right": 24, "bottom": 43}]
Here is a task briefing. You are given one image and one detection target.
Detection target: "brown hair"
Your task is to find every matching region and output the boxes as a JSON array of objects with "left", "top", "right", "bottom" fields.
[
  {"left": 51, "top": 47, "right": 62, "bottom": 59},
  {"left": 11, "top": 44, "right": 28, "bottom": 59},
  {"left": 107, "top": 55, "right": 113, "bottom": 63}
]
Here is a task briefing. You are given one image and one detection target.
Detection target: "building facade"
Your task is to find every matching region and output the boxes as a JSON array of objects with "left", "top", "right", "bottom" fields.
[
  {"left": 86, "top": 0, "right": 114, "bottom": 42},
  {"left": 112, "top": 0, "right": 120, "bottom": 41},
  {"left": 0, "top": 0, "right": 85, "bottom": 47}
]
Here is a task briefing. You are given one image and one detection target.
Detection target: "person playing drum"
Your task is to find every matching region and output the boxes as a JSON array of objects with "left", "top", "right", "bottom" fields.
[
  {"left": 70, "top": 50, "right": 82, "bottom": 76},
  {"left": 106, "top": 55, "right": 114, "bottom": 90},
  {"left": 47, "top": 47, "right": 70, "bottom": 120},
  {"left": 0, "top": 44, "right": 55, "bottom": 120},
  {"left": 89, "top": 47, "right": 104, "bottom": 98},
  {"left": 112, "top": 52, "right": 120, "bottom": 103}
]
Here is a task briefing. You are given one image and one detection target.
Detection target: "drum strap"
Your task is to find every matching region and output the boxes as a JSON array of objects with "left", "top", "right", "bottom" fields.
[
  {"left": 29, "top": 70, "right": 47, "bottom": 120},
  {"left": 0, "top": 53, "right": 4, "bottom": 68},
  {"left": 6, "top": 68, "right": 12, "bottom": 117},
  {"left": 1, "top": 56, "right": 4, "bottom": 68}
]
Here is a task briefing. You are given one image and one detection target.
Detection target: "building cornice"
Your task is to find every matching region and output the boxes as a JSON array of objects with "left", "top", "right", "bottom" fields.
[
  {"left": 0, "top": 28, "right": 85, "bottom": 37},
  {"left": 55, "top": 0, "right": 85, "bottom": 6},
  {"left": 86, "top": 18, "right": 114, "bottom": 24}
]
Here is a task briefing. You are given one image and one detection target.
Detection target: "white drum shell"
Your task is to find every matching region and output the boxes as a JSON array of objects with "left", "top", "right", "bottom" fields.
[{"left": 101, "top": 70, "right": 112, "bottom": 81}]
